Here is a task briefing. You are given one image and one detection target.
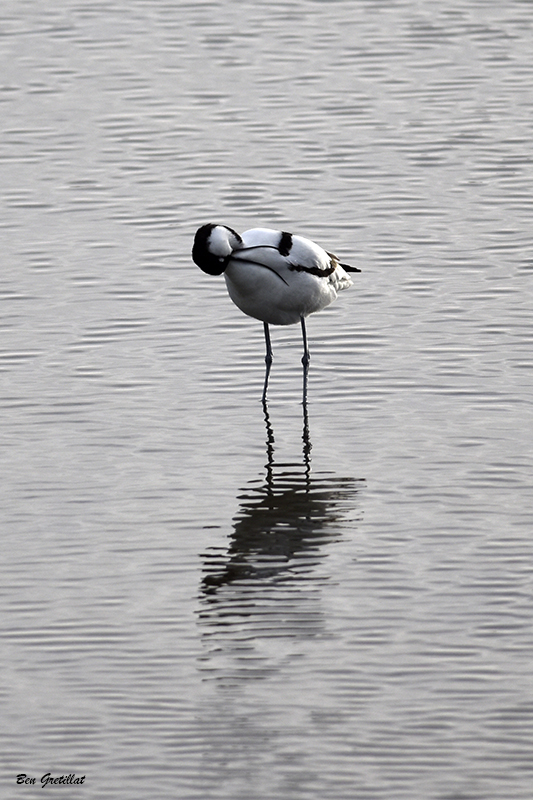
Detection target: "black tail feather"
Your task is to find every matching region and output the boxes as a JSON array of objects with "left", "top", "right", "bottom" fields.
[{"left": 340, "top": 263, "right": 361, "bottom": 273}]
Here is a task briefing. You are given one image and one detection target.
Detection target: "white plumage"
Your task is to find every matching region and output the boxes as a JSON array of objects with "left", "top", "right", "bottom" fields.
[{"left": 192, "top": 224, "right": 360, "bottom": 402}]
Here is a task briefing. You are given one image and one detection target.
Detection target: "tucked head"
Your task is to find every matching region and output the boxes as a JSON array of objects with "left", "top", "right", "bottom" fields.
[{"left": 192, "top": 223, "right": 243, "bottom": 275}]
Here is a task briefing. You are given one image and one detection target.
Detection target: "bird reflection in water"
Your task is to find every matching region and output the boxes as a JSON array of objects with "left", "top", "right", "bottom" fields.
[
  {"left": 200, "top": 402, "right": 363, "bottom": 597},
  {"left": 195, "top": 407, "right": 363, "bottom": 772}
]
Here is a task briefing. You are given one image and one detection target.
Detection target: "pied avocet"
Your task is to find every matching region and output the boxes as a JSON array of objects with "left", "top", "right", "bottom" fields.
[{"left": 192, "top": 224, "right": 360, "bottom": 403}]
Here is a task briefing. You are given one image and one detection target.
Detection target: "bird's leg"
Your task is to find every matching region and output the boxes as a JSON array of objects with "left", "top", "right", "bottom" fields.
[
  {"left": 300, "top": 316, "right": 310, "bottom": 367},
  {"left": 262, "top": 321, "right": 273, "bottom": 405},
  {"left": 300, "top": 316, "right": 310, "bottom": 405}
]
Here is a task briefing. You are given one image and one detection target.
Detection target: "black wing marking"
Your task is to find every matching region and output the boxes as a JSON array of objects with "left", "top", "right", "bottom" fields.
[
  {"left": 287, "top": 262, "right": 337, "bottom": 277},
  {"left": 278, "top": 231, "right": 293, "bottom": 257}
]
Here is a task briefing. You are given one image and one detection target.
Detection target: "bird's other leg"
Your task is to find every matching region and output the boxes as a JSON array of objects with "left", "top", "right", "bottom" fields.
[
  {"left": 262, "top": 321, "right": 273, "bottom": 405},
  {"left": 300, "top": 316, "right": 310, "bottom": 406}
]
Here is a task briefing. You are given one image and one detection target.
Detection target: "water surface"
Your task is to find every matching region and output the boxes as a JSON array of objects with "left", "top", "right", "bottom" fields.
[{"left": 2, "top": 1, "right": 533, "bottom": 798}]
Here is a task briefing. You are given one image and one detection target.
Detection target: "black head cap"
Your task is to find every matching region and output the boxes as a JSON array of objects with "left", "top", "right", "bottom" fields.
[{"left": 192, "top": 223, "right": 242, "bottom": 276}]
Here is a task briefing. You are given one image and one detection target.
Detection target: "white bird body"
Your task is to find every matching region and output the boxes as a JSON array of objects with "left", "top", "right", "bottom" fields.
[
  {"left": 224, "top": 228, "right": 353, "bottom": 325},
  {"left": 192, "top": 223, "right": 360, "bottom": 402}
]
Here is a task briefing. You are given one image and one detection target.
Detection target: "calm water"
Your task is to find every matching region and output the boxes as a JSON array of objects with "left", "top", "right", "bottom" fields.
[{"left": 2, "top": 0, "right": 533, "bottom": 798}]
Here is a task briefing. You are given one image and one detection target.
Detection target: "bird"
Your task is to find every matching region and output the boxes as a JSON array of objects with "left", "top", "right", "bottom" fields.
[{"left": 192, "top": 224, "right": 360, "bottom": 403}]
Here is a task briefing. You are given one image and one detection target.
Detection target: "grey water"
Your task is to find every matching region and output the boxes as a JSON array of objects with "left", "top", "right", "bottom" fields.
[{"left": 2, "top": 0, "right": 533, "bottom": 798}]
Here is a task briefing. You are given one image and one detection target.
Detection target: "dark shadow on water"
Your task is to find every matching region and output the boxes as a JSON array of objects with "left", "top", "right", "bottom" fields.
[
  {"left": 200, "top": 401, "right": 364, "bottom": 597},
  {"left": 195, "top": 400, "right": 365, "bottom": 696},
  {"left": 194, "top": 400, "right": 364, "bottom": 778},
  {"left": 196, "top": 403, "right": 364, "bottom": 684}
]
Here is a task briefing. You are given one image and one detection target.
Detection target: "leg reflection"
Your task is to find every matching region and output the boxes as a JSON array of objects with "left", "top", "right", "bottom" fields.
[{"left": 262, "top": 394, "right": 312, "bottom": 491}]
